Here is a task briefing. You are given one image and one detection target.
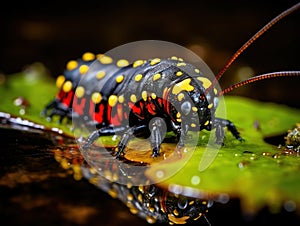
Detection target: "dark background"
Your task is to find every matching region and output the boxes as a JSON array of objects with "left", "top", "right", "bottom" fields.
[{"left": 0, "top": 0, "right": 299, "bottom": 107}]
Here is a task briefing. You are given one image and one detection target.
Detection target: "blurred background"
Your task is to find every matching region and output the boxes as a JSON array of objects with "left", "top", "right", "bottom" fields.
[{"left": 0, "top": 0, "right": 299, "bottom": 107}]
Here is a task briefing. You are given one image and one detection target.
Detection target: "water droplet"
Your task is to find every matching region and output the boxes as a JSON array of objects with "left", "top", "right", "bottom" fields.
[
  {"left": 216, "top": 193, "right": 230, "bottom": 204},
  {"left": 156, "top": 170, "right": 164, "bottom": 179},
  {"left": 191, "top": 175, "right": 201, "bottom": 185},
  {"left": 168, "top": 184, "right": 183, "bottom": 195},
  {"left": 238, "top": 160, "right": 249, "bottom": 169},
  {"left": 284, "top": 200, "right": 296, "bottom": 212}
]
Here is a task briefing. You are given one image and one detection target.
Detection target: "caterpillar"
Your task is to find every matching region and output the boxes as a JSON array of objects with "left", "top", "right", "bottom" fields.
[
  {"left": 42, "top": 3, "right": 300, "bottom": 159},
  {"left": 42, "top": 3, "right": 300, "bottom": 225}
]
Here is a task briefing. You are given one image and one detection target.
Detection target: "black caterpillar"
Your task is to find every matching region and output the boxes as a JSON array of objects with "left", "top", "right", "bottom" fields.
[
  {"left": 42, "top": 3, "right": 300, "bottom": 159},
  {"left": 43, "top": 3, "right": 300, "bottom": 225}
]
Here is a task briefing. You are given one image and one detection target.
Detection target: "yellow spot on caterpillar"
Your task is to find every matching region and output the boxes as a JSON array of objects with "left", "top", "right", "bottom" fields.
[
  {"left": 75, "top": 86, "right": 85, "bottom": 98},
  {"left": 129, "top": 207, "right": 139, "bottom": 214},
  {"left": 146, "top": 207, "right": 156, "bottom": 213},
  {"left": 112, "top": 173, "right": 118, "bottom": 181},
  {"left": 197, "top": 77, "right": 212, "bottom": 89},
  {"left": 104, "top": 170, "right": 112, "bottom": 180},
  {"left": 91, "top": 92, "right": 102, "bottom": 104},
  {"left": 204, "top": 120, "right": 210, "bottom": 126},
  {"left": 108, "top": 188, "right": 118, "bottom": 198},
  {"left": 133, "top": 60, "right": 144, "bottom": 68},
  {"left": 177, "top": 118, "right": 182, "bottom": 122},
  {"left": 117, "top": 59, "right": 129, "bottom": 67},
  {"left": 82, "top": 52, "right": 95, "bottom": 61},
  {"left": 99, "top": 55, "right": 113, "bottom": 64},
  {"left": 134, "top": 73, "right": 143, "bottom": 82},
  {"left": 127, "top": 193, "right": 134, "bottom": 201},
  {"left": 172, "top": 78, "right": 194, "bottom": 95},
  {"left": 151, "top": 93, "right": 156, "bottom": 99},
  {"left": 108, "top": 95, "right": 118, "bottom": 107},
  {"left": 118, "top": 95, "right": 124, "bottom": 103},
  {"left": 191, "top": 123, "right": 196, "bottom": 128},
  {"left": 178, "top": 57, "right": 183, "bottom": 61},
  {"left": 194, "top": 68, "right": 200, "bottom": 74},
  {"left": 192, "top": 107, "right": 198, "bottom": 112},
  {"left": 142, "top": 91, "right": 147, "bottom": 101},
  {"left": 176, "top": 112, "right": 181, "bottom": 118},
  {"left": 138, "top": 185, "right": 144, "bottom": 193},
  {"left": 214, "top": 88, "right": 218, "bottom": 95},
  {"left": 66, "top": 60, "right": 78, "bottom": 71},
  {"left": 138, "top": 194, "right": 143, "bottom": 203},
  {"left": 208, "top": 103, "right": 213, "bottom": 109},
  {"left": 176, "top": 62, "right": 186, "bottom": 67},
  {"left": 115, "top": 74, "right": 124, "bottom": 83},
  {"left": 177, "top": 93, "right": 184, "bottom": 101},
  {"left": 150, "top": 58, "right": 161, "bottom": 65},
  {"left": 79, "top": 65, "right": 89, "bottom": 74},
  {"left": 146, "top": 216, "right": 156, "bottom": 224},
  {"left": 194, "top": 213, "right": 203, "bottom": 221},
  {"left": 130, "top": 94, "right": 137, "bottom": 103},
  {"left": 127, "top": 183, "right": 133, "bottom": 189},
  {"left": 62, "top": 81, "right": 72, "bottom": 93},
  {"left": 173, "top": 209, "right": 179, "bottom": 216},
  {"left": 167, "top": 214, "right": 190, "bottom": 225},
  {"left": 171, "top": 56, "right": 178, "bottom": 60},
  {"left": 153, "top": 73, "right": 161, "bottom": 81},
  {"left": 176, "top": 71, "right": 183, "bottom": 76},
  {"left": 96, "top": 71, "right": 106, "bottom": 80},
  {"left": 56, "top": 75, "right": 65, "bottom": 88}
]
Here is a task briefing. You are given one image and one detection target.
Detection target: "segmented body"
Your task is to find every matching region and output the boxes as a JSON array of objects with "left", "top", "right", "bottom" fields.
[
  {"left": 42, "top": 3, "right": 300, "bottom": 225},
  {"left": 43, "top": 52, "right": 241, "bottom": 157}
]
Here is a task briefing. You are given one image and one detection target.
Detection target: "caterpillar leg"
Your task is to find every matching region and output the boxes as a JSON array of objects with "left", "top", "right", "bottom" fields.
[
  {"left": 169, "top": 120, "right": 191, "bottom": 157},
  {"left": 213, "top": 118, "right": 243, "bottom": 145},
  {"left": 115, "top": 125, "right": 149, "bottom": 159},
  {"left": 149, "top": 117, "right": 167, "bottom": 157},
  {"left": 41, "top": 99, "right": 71, "bottom": 123},
  {"left": 83, "top": 126, "right": 124, "bottom": 149}
]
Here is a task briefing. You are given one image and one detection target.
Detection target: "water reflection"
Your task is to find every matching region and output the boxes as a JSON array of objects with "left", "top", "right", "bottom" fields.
[{"left": 53, "top": 144, "right": 215, "bottom": 224}]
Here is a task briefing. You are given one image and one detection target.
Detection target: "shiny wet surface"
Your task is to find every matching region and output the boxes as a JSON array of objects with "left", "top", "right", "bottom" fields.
[
  {"left": 1, "top": 126, "right": 300, "bottom": 225},
  {"left": 0, "top": 127, "right": 151, "bottom": 226}
]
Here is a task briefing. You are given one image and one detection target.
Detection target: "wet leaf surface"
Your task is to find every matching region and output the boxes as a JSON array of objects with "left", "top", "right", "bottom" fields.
[
  {"left": 0, "top": 127, "right": 150, "bottom": 226},
  {"left": 146, "top": 97, "right": 300, "bottom": 213}
]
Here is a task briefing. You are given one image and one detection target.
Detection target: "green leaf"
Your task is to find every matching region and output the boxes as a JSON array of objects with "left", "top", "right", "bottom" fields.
[
  {"left": 0, "top": 66, "right": 299, "bottom": 215},
  {"left": 146, "top": 96, "right": 300, "bottom": 214},
  {"left": 0, "top": 63, "right": 73, "bottom": 137}
]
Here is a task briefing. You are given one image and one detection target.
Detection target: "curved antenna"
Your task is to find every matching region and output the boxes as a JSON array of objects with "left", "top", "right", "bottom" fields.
[
  {"left": 219, "top": 71, "right": 300, "bottom": 96},
  {"left": 207, "top": 2, "right": 300, "bottom": 92}
]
